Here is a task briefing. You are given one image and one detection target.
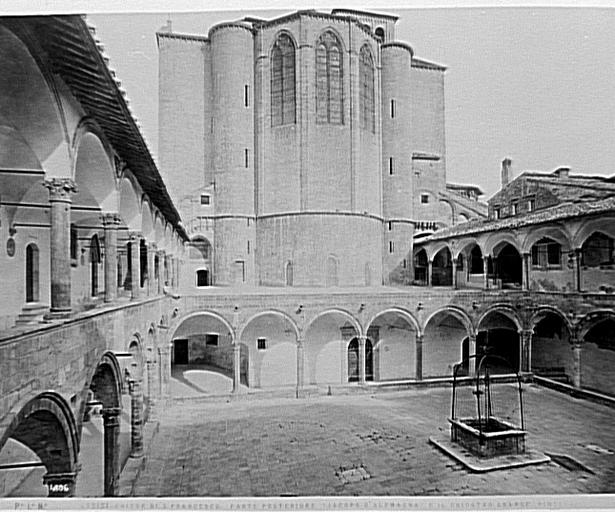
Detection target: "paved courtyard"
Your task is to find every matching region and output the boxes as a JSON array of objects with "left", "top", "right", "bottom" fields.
[{"left": 132, "top": 384, "right": 615, "bottom": 497}]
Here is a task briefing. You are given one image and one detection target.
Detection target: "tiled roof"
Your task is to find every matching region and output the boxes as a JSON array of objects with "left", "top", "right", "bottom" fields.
[
  {"left": 418, "top": 196, "right": 615, "bottom": 243},
  {"left": 411, "top": 57, "right": 447, "bottom": 71}
]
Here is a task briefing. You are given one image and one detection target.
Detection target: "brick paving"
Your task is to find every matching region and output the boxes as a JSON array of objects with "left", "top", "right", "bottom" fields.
[{"left": 132, "top": 385, "right": 615, "bottom": 497}]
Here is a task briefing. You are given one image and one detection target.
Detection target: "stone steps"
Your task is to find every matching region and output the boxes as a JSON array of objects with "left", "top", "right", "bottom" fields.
[{"left": 14, "top": 303, "right": 48, "bottom": 326}]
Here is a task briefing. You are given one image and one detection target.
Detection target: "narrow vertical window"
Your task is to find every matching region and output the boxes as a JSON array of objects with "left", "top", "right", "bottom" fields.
[
  {"left": 360, "top": 45, "right": 375, "bottom": 132},
  {"left": 390, "top": 99, "right": 396, "bottom": 118},
  {"left": 271, "top": 33, "right": 296, "bottom": 126},
  {"left": 316, "top": 31, "right": 344, "bottom": 125},
  {"left": 247, "top": 240, "right": 251, "bottom": 254},
  {"left": 244, "top": 84, "right": 249, "bottom": 107},
  {"left": 388, "top": 221, "right": 392, "bottom": 231},
  {"left": 389, "top": 241, "right": 394, "bottom": 253},
  {"left": 25, "top": 243, "right": 39, "bottom": 303},
  {"left": 244, "top": 148, "right": 249, "bottom": 168},
  {"left": 389, "top": 157, "right": 394, "bottom": 175}
]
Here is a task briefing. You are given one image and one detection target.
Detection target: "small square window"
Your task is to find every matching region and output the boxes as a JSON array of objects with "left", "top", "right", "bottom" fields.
[
  {"left": 512, "top": 202, "right": 518, "bottom": 215},
  {"left": 200, "top": 194, "right": 210, "bottom": 205},
  {"left": 420, "top": 194, "right": 429, "bottom": 204},
  {"left": 257, "top": 337, "right": 267, "bottom": 350},
  {"left": 528, "top": 199, "right": 535, "bottom": 212},
  {"left": 205, "top": 334, "right": 219, "bottom": 346},
  {"left": 494, "top": 207, "right": 501, "bottom": 219}
]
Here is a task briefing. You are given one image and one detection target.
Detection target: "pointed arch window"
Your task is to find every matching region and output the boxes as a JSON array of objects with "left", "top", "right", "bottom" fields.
[
  {"left": 359, "top": 45, "right": 375, "bottom": 132},
  {"left": 316, "top": 31, "right": 344, "bottom": 125},
  {"left": 271, "top": 33, "right": 296, "bottom": 126}
]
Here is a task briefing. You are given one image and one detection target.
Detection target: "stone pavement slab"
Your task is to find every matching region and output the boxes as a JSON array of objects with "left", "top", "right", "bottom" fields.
[{"left": 131, "top": 384, "right": 615, "bottom": 497}]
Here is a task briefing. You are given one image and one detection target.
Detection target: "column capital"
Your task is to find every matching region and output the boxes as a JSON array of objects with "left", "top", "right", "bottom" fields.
[
  {"left": 518, "top": 328, "right": 533, "bottom": 337},
  {"left": 571, "top": 340, "right": 582, "bottom": 350},
  {"left": 43, "top": 177, "right": 78, "bottom": 202},
  {"left": 101, "top": 212, "right": 122, "bottom": 227},
  {"left": 415, "top": 332, "right": 424, "bottom": 343},
  {"left": 148, "top": 241, "right": 158, "bottom": 250},
  {"left": 102, "top": 407, "right": 121, "bottom": 420},
  {"left": 128, "top": 231, "right": 142, "bottom": 242},
  {"left": 43, "top": 470, "right": 79, "bottom": 497},
  {"left": 296, "top": 335, "right": 305, "bottom": 347}
]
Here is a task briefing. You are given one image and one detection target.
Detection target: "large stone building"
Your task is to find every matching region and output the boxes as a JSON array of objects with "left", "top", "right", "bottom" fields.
[{"left": 156, "top": 9, "right": 486, "bottom": 290}]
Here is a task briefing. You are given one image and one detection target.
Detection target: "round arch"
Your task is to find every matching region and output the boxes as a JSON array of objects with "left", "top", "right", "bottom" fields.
[
  {"left": 0, "top": 392, "right": 79, "bottom": 486},
  {"left": 170, "top": 310, "right": 235, "bottom": 343},
  {"left": 365, "top": 307, "right": 420, "bottom": 335},
  {"left": 454, "top": 238, "right": 484, "bottom": 260},
  {"left": 425, "top": 241, "right": 452, "bottom": 262},
  {"left": 530, "top": 306, "right": 573, "bottom": 335},
  {"left": 306, "top": 308, "right": 363, "bottom": 337},
  {"left": 477, "top": 305, "right": 523, "bottom": 333},
  {"left": 572, "top": 216, "right": 615, "bottom": 249},
  {"left": 423, "top": 306, "right": 474, "bottom": 337},
  {"left": 576, "top": 310, "right": 615, "bottom": 342},
  {"left": 522, "top": 225, "right": 572, "bottom": 254},
  {"left": 484, "top": 231, "right": 521, "bottom": 256},
  {"left": 119, "top": 173, "right": 141, "bottom": 232},
  {"left": 237, "top": 309, "right": 300, "bottom": 342},
  {"left": 140, "top": 197, "right": 155, "bottom": 241}
]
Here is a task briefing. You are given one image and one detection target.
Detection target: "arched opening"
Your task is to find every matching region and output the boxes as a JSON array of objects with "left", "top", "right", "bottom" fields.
[
  {"left": 432, "top": 247, "right": 453, "bottom": 286},
  {"left": 0, "top": 393, "right": 79, "bottom": 497},
  {"left": 90, "top": 235, "right": 101, "bottom": 298},
  {"left": 285, "top": 261, "right": 293, "bottom": 286},
  {"left": 366, "top": 311, "right": 418, "bottom": 381},
  {"left": 240, "top": 313, "right": 298, "bottom": 388},
  {"left": 493, "top": 242, "right": 522, "bottom": 288},
  {"left": 325, "top": 256, "right": 338, "bottom": 287},
  {"left": 469, "top": 245, "right": 484, "bottom": 274},
  {"left": 304, "top": 311, "right": 360, "bottom": 385},
  {"left": 423, "top": 310, "right": 471, "bottom": 377},
  {"left": 84, "top": 353, "right": 123, "bottom": 497},
  {"left": 477, "top": 310, "right": 520, "bottom": 373},
  {"left": 25, "top": 243, "right": 39, "bottom": 303},
  {"left": 531, "top": 237, "right": 562, "bottom": 269},
  {"left": 531, "top": 311, "right": 572, "bottom": 383},
  {"left": 196, "top": 269, "right": 210, "bottom": 287},
  {"left": 139, "top": 238, "right": 147, "bottom": 289},
  {"left": 171, "top": 313, "right": 237, "bottom": 394},
  {"left": 581, "top": 317, "right": 615, "bottom": 396},
  {"left": 374, "top": 26, "right": 385, "bottom": 41},
  {"left": 580, "top": 232, "right": 615, "bottom": 292},
  {"left": 347, "top": 337, "right": 373, "bottom": 382},
  {"left": 413, "top": 248, "right": 428, "bottom": 285}
]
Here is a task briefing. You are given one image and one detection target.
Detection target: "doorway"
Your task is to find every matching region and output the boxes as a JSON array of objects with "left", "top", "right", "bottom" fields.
[
  {"left": 173, "top": 339, "right": 189, "bottom": 365},
  {"left": 347, "top": 337, "right": 374, "bottom": 382}
]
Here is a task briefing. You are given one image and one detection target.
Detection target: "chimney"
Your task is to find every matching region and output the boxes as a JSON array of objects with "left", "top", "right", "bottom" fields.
[
  {"left": 501, "top": 158, "right": 512, "bottom": 188},
  {"left": 554, "top": 167, "right": 570, "bottom": 179}
]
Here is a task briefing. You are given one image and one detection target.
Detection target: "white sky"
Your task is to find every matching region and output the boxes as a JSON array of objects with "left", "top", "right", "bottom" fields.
[{"left": 3, "top": 1, "right": 615, "bottom": 197}]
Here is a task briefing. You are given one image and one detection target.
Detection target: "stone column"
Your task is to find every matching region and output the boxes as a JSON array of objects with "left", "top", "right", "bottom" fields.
[
  {"left": 129, "top": 231, "right": 142, "bottom": 300},
  {"left": 158, "top": 343, "right": 172, "bottom": 398},
  {"left": 101, "top": 213, "right": 120, "bottom": 303},
  {"left": 157, "top": 250, "right": 165, "bottom": 294},
  {"left": 128, "top": 379, "right": 144, "bottom": 458},
  {"left": 519, "top": 329, "right": 532, "bottom": 373},
  {"left": 358, "top": 335, "right": 367, "bottom": 384},
  {"left": 102, "top": 407, "right": 121, "bottom": 497},
  {"left": 483, "top": 256, "right": 490, "bottom": 290},
  {"left": 572, "top": 341, "right": 582, "bottom": 389},
  {"left": 43, "top": 470, "right": 79, "bottom": 497},
  {"left": 574, "top": 249, "right": 582, "bottom": 292},
  {"left": 147, "top": 243, "right": 156, "bottom": 296},
  {"left": 415, "top": 333, "right": 423, "bottom": 380},
  {"left": 296, "top": 335, "right": 305, "bottom": 396},
  {"left": 43, "top": 178, "right": 77, "bottom": 318},
  {"left": 452, "top": 259, "right": 458, "bottom": 289},
  {"left": 522, "top": 253, "right": 530, "bottom": 291},
  {"left": 467, "top": 334, "right": 477, "bottom": 375},
  {"left": 427, "top": 261, "right": 433, "bottom": 287},
  {"left": 232, "top": 342, "right": 241, "bottom": 394},
  {"left": 146, "top": 347, "right": 157, "bottom": 409}
]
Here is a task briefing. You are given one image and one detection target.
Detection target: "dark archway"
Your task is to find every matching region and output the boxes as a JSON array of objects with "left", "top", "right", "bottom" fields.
[
  {"left": 531, "top": 311, "right": 572, "bottom": 383},
  {"left": 414, "top": 248, "right": 428, "bottom": 285},
  {"left": 469, "top": 245, "right": 484, "bottom": 274},
  {"left": 90, "top": 235, "right": 101, "bottom": 298},
  {"left": 347, "top": 337, "right": 374, "bottom": 382},
  {"left": 196, "top": 269, "right": 210, "bottom": 287},
  {"left": 139, "top": 238, "right": 147, "bottom": 289},
  {"left": 432, "top": 247, "right": 453, "bottom": 286},
  {"left": 581, "top": 317, "right": 615, "bottom": 396},
  {"left": 477, "top": 310, "right": 520, "bottom": 373},
  {"left": 494, "top": 243, "right": 522, "bottom": 288},
  {"left": 0, "top": 393, "right": 79, "bottom": 497}
]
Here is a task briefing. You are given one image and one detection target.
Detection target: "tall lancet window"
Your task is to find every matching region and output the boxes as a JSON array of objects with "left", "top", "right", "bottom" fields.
[
  {"left": 360, "top": 45, "right": 375, "bottom": 132},
  {"left": 271, "top": 33, "right": 296, "bottom": 126},
  {"left": 316, "top": 31, "right": 344, "bottom": 125}
]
